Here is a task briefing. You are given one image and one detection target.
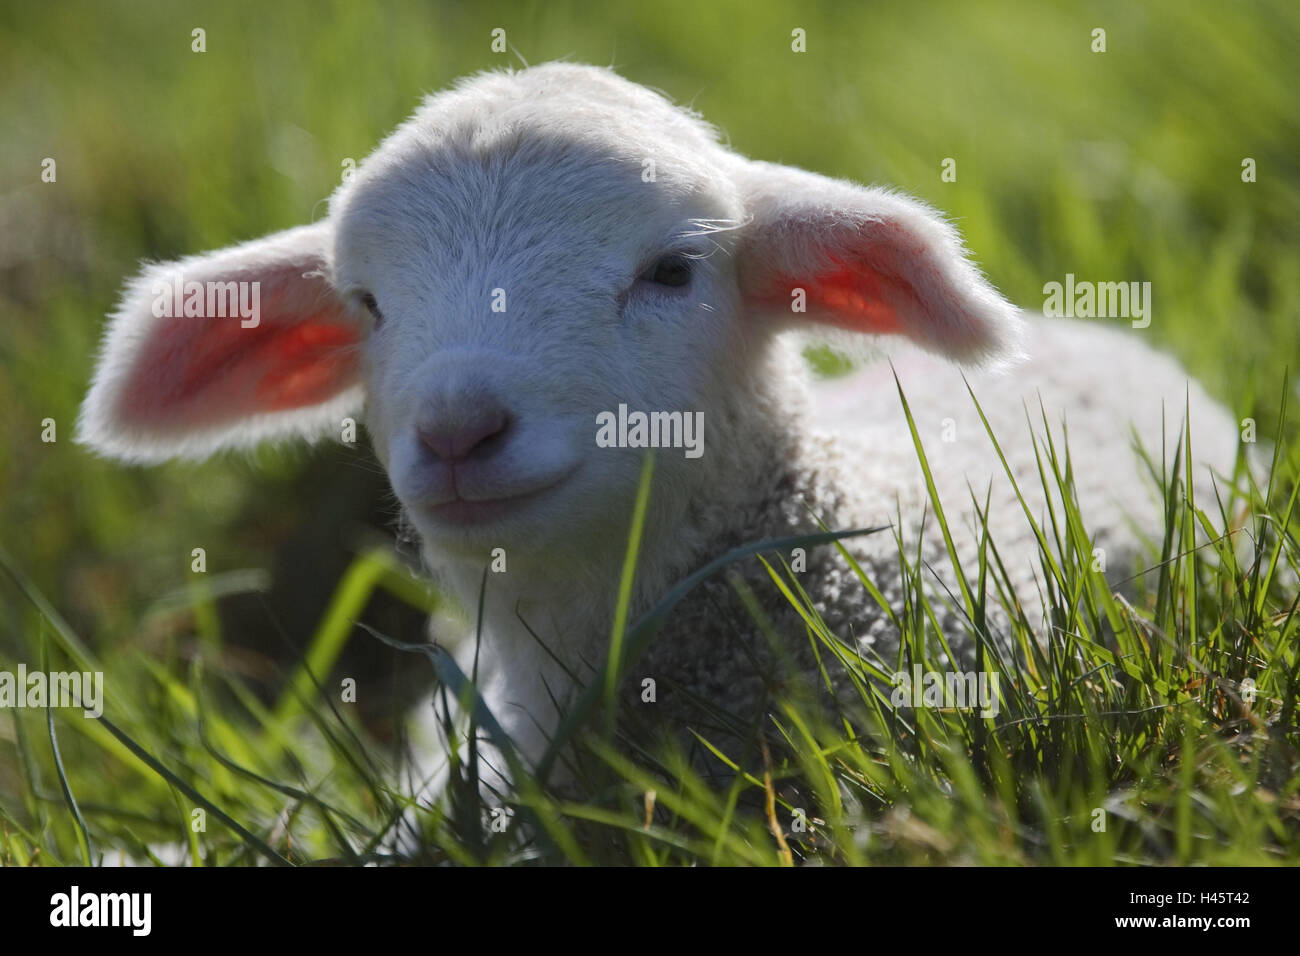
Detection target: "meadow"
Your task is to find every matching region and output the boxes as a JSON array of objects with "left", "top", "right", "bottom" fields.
[{"left": 0, "top": 0, "right": 1297, "bottom": 865}]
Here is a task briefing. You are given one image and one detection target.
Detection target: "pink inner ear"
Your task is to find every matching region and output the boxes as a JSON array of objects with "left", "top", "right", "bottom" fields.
[
  {"left": 759, "top": 251, "right": 932, "bottom": 336},
  {"left": 748, "top": 216, "right": 941, "bottom": 337},
  {"left": 118, "top": 311, "right": 361, "bottom": 430},
  {"left": 793, "top": 258, "right": 905, "bottom": 334}
]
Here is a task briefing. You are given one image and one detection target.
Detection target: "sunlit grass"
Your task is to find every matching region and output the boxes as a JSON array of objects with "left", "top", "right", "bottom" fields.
[
  {"left": 3, "top": 377, "right": 1297, "bottom": 865},
  {"left": 1, "top": 0, "right": 1298, "bottom": 865}
]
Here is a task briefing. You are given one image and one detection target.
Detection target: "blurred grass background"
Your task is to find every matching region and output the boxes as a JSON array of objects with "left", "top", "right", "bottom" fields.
[{"left": 0, "top": 0, "right": 1297, "bottom": 862}]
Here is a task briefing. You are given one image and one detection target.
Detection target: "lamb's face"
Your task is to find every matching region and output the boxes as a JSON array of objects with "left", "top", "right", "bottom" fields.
[
  {"left": 79, "top": 62, "right": 1019, "bottom": 577},
  {"left": 330, "top": 68, "right": 748, "bottom": 562}
]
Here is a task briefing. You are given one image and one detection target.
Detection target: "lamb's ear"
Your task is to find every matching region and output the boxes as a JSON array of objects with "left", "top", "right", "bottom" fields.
[
  {"left": 78, "top": 222, "right": 364, "bottom": 463},
  {"left": 734, "top": 160, "right": 1024, "bottom": 365}
]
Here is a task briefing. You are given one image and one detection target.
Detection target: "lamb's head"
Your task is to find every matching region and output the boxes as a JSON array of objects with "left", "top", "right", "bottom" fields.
[{"left": 78, "top": 62, "right": 1022, "bottom": 580}]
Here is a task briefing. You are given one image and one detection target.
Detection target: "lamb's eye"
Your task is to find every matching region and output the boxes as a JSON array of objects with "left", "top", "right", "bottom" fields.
[
  {"left": 359, "top": 292, "right": 384, "bottom": 327},
  {"left": 643, "top": 254, "right": 692, "bottom": 288}
]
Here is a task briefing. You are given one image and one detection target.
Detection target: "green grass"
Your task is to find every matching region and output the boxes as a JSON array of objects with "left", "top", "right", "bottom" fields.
[
  {"left": 3, "top": 385, "right": 1296, "bottom": 866},
  {"left": 1, "top": 0, "right": 1298, "bottom": 865}
]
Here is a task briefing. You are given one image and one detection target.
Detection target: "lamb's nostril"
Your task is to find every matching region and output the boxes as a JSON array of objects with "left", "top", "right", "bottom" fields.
[{"left": 418, "top": 408, "right": 510, "bottom": 462}]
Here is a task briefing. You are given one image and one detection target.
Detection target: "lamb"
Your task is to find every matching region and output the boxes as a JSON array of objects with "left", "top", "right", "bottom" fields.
[{"left": 77, "top": 63, "right": 1240, "bottom": 797}]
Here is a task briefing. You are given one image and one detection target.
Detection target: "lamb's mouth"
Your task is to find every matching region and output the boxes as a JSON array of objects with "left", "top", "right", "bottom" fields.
[
  {"left": 427, "top": 491, "right": 543, "bottom": 526},
  {"left": 419, "top": 468, "right": 576, "bottom": 528}
]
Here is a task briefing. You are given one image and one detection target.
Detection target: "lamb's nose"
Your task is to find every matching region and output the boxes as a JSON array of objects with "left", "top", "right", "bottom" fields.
[{"left": 418, "top": 406, "right": 510, "bottom": 462}]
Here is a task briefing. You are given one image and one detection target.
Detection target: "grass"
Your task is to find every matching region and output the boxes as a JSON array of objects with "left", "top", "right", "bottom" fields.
[
  {"left": 3, "top": 383, "right": 1296, "bottom": 866},
  {"left": 1, "top": 0, "right": 1298, "bottom": 865}
]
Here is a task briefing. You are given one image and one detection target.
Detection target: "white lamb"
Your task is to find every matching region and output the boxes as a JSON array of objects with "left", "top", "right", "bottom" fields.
[{"left": 78, "top": 63, "right": 1240, "bottom": 795}]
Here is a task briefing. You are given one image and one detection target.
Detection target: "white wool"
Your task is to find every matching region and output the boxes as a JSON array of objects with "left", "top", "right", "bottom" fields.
[{"left": 77, "top": 63, "right": 1241, "bottom": 794}]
